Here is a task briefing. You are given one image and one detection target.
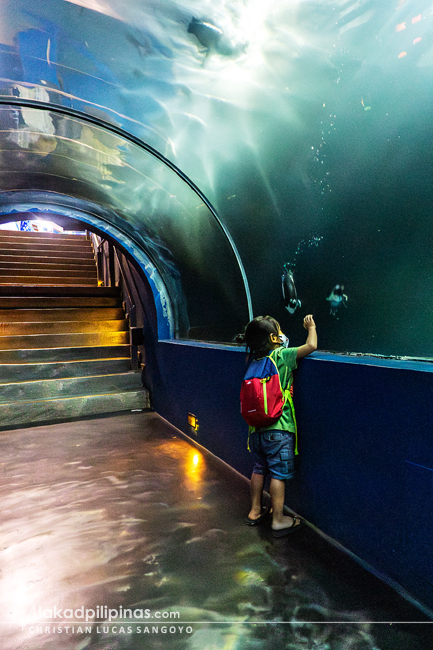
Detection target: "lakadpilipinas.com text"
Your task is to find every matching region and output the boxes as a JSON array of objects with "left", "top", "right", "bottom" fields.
[{"left": 23, "top": 606, "right": 193, "bottom": 636}]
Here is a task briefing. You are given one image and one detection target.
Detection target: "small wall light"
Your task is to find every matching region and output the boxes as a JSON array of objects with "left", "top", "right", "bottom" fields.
[{"left": 188, "top": 413, "right": 199, "bottom": 432}]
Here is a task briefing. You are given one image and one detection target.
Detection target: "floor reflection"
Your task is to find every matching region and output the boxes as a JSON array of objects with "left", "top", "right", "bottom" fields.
[{"left": 0, "top": 412, "right": 431, "bottom": 650}]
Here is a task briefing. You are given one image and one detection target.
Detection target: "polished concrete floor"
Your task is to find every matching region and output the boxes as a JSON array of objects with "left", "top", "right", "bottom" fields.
[{"left": 0, "top": 411, "right": 432, "bottom": 650}]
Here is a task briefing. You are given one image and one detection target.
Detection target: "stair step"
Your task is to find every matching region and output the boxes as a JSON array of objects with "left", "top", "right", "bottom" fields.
[
  {"left": 0, "top": 307, "right": 125, "bottom": 322},
  {"left": 0, "top": 372, "right": 141, "bottom": 402},
  {"left": 0, "top": 257, "right": 96, "bottom": 270},
  {"left": 0, "top": 241, "right": 91, "bottom": 252},
  {"left": 0, "top": 345, "right": 131, "bottom": 363},
  {"left": 0, "top": 236, "right": 93, "bottom": 251},
  {"left": 0, "top": 247, "right": 95, "bottom": 259},
  {"left": 0, "top": 358, "right": 132, "bottom": 383},
  {"left": 0, "top": 268, "right": 97, "bottom": 278},
  {"left": 0, "top": 320, "right": 128, "bottom": 335},
  {"left": 0, "top": 296, "right": 121, "bottom": 309},
  {"left": 0, "top": 276, "right": 98, "bottom": 285},
  {"left": 0, "top": 231, "right": 87, "bottom": 241},
  {"left": 0, "top": 284, "right": 119, "bottom": 297},
  {"left": 0, "top": 331, "right": 129, "bottom": 350},
  {"left": 0, "top": 231, "right": 142, "bottom": 428},
  {"left": 0, "top": 390, "right": 150, "bottom": 429}
]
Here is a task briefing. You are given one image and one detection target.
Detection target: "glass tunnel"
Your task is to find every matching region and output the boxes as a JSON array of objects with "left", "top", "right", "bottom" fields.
[
  {"left": 0, "top": 0, "right": 431, "bottom": 356},
  {"left": 1, "top": 2, "right": 433, "bottom": 648}
]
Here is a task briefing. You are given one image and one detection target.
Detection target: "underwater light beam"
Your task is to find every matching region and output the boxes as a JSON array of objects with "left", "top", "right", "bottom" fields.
[{"left": 62, "top": 0, "right": 123, "bottom": 21}]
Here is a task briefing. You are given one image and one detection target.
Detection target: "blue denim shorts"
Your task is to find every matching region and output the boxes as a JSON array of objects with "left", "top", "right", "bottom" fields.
[{"left": 250, "top": 429, "right": 295, "bottom": 480}]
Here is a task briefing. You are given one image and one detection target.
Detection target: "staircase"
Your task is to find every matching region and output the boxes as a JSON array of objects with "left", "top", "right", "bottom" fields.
[{"left": 0, "top": 229, "right": 149, "bottom": 429}]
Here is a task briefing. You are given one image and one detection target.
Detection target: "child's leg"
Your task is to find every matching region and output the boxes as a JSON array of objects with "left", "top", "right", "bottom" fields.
[
  {"left": 270, "top": 477, "right": 300, "bottom": 530},
  {"left": 247, "top": 432, "right": 268, "bottom": 521},
  {"left": 248, "top": 472, "right": 265, "bottom": 520}
]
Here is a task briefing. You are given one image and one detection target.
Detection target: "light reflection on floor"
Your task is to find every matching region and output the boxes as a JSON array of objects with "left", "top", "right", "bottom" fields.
[{"left": 0, "top": 411, "right": 431, "bottom": 650}]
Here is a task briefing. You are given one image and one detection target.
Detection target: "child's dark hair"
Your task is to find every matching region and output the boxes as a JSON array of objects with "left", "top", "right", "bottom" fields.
[{"left": 243, "top": 315, "right": 280, "bottom": 359}]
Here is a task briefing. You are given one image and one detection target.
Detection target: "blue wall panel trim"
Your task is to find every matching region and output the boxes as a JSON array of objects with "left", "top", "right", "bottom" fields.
[
  {"left": 158, "top": 339, "right": 246, "bottom": 352},
  {"left": 306, "top": 351, "right": 433, "bottom": 372},
  {"left": 150, "top": 340, "right": 433, "bottom": 613}
]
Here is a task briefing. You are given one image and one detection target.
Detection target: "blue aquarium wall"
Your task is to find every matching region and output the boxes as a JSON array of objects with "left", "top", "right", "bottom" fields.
[{"left": 151, "top": 340, "right": 433, "bottom": 613}]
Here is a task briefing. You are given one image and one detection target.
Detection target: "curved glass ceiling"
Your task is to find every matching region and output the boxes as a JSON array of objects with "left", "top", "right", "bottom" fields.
[
  {"left": 0, "top": 104, "right": 250, "bottom": 341},
  {"left": 0, "top": 0, "right": 431, "bottom": 355}
]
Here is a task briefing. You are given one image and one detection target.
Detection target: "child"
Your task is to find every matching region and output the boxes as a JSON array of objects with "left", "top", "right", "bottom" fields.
[{"left": 243, "top": 314, "right": 317, "bottom": 537}]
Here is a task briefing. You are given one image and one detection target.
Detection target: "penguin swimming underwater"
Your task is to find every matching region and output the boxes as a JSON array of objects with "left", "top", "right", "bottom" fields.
[
  {"left": 187, "top": 17, "right": 246, "bottom": 57},
  {"left": 326, "top": 284, "right": 348, "bottom": 315},
  {"left": 282, "top": 267, "right": 301, "bottom": 314}
]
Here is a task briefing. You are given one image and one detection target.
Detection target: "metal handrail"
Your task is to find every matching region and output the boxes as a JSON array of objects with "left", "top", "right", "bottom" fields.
[
  {"left": 113, "top": 247, "right": 136, "bottom": 314},
  {"left": 89, "top": 230, "right": 137, "bottom": 313}
]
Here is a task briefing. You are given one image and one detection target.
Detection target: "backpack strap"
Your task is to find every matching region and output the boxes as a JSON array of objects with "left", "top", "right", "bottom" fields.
[
  {"left": 270, "top": 349, "right": 298, "bottom": 455},
  {"left": 268, "top": 353, "right": 283, "bottom": 390},
  {"left": 246, "top": 353, "right": 281, "bottom": 452},
  {"left": 247, "top": 351, "right": 298, "bottom": 456},
  {"left": 283, "top": 388, "right": 298, "bottom": 455}
]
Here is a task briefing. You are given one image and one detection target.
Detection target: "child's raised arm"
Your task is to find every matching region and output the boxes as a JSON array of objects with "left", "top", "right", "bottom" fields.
[{"left": 296, "top": 314, "right": 317, "bottom": 359}]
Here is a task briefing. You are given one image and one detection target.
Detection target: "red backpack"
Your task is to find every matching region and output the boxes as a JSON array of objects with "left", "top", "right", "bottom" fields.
[{"left": 240, "top": 352, "right": 284, "bottom": 428}]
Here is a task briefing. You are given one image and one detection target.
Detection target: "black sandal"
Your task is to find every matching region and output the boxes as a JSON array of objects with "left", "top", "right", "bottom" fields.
[
  {"left": 244, "top": 506, "right": 271, "bottom": 526},
  {"left": 272, "top": 516, "right": 303, "bottom": 537}
]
